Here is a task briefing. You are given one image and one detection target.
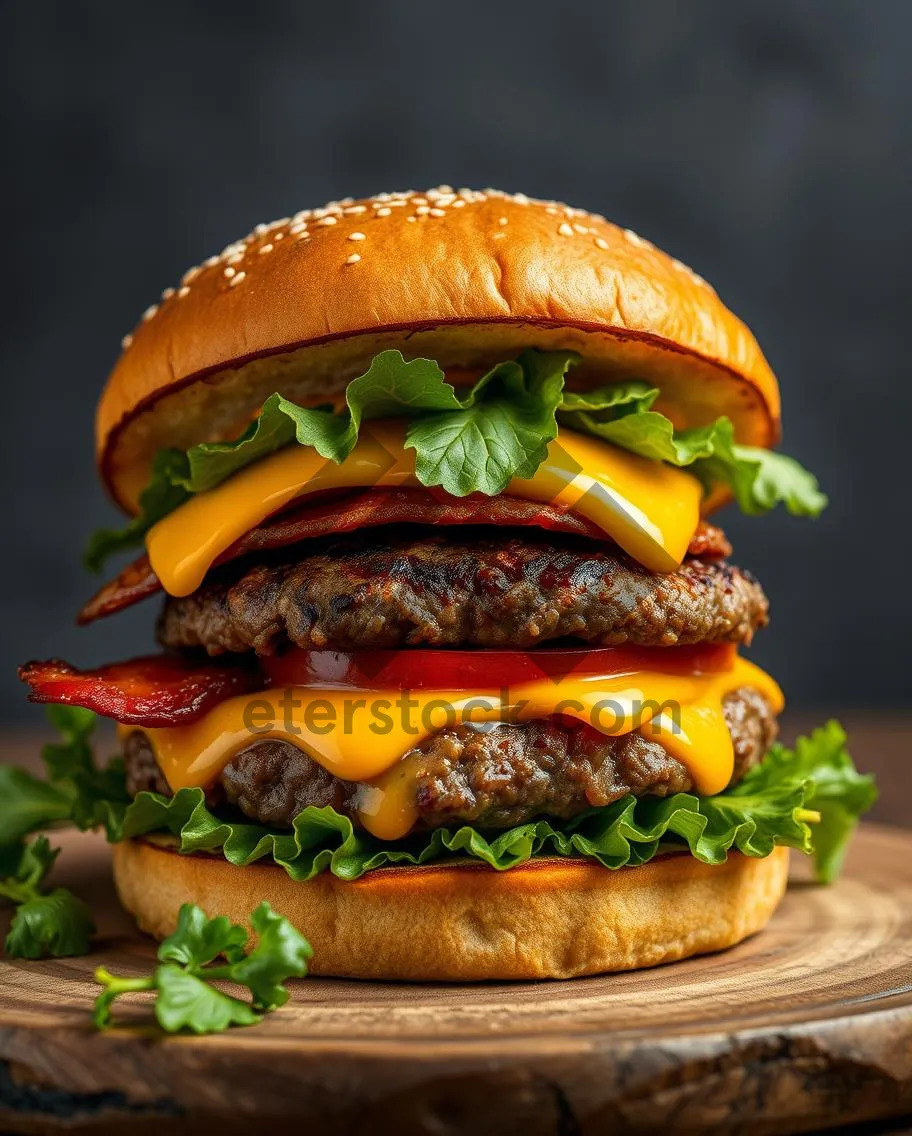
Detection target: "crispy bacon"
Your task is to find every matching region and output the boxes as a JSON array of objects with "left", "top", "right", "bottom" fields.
[
  {"left": 19, "top": 655, "right": 262, "bottom": 727},
  {"left": 78, "top": 488, "right": 732, "bottom": 625}
]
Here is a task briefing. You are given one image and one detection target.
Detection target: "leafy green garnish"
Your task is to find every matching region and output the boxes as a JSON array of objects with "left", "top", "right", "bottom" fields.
[
  {"left": 406, "top": 351, "right": 569, "bottom": 495},
  {"left": 0, "top": 835, "right": 94, "bottom": 958},
  {"left": 0, "top": 766, "right": 73, "bottom": 846},
  {"left": 742, "top": 720, "right": 878, "bottom": 882},
  {"left": 558, "top": 382, "right": 828, "bottom": 516},
  {"left": 93, "top": 901, "right": 312, "bottom": 1034}
]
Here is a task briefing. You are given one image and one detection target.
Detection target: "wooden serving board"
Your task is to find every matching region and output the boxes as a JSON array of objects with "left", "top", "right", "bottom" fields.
[{"left": 0, "top": 825, "right": 910, "bottom": 1136}]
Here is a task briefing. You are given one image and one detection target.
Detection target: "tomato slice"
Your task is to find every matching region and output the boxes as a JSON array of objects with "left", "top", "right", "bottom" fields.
[{"left": 260, "top": 642, "right": 737, "bottom": 692}]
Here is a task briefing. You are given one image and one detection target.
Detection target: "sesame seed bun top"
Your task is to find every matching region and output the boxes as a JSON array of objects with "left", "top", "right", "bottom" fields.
[{"left": 98, "top": 187, "right": 781, "bottom": 513}]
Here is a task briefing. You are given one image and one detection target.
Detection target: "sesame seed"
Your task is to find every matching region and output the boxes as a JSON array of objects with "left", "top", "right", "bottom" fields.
[
  {"left": 274, "top": 231, "right": 284, "bottom": 240},
  {"left": 412, "top": 197, "right": 428, "bottom": 206},
  {"left": 545, "top": 207, "right": 559, "bottom": 215},
  {"left": 435, "top": 194, "right": 456, "bottom": 206},
  {"left": 318, "top": 216, "right": 337, "bottom": 226},
  {"left": 498, "top": 217, "right": 508, "bottom": 226},
  {"left": 349, "top": 232, "right": 366, "bottom": 241},
  {"left": 293, "top": 210, "right": 312, "bottom": 222},
  {"left": 203, "top": 255, "right": 220, "bottom": 268},
  {"left": 407, "top": 216, "right": 417, "bottom": 222},
  {"left": 161, "top": 286, "right": 175, "bottom": 300},
  {"left": 181, "top": 266, "right": 200, "bottom": 285},
  {"left": 178, "top": 286, "right": 190, "bottom": 298},
  {"left": 375, "top": 207, "right": 391, "bottom": 217},
  {"left": 295, "top": 233, "right": 311, "bottom": 242},
  {"left": 558, "top": 222, "right": 573, "bottom": 237},
  {"left": 385, "top": 200, "right": 407, "bottom": 207},
  {"left": 415, "top": 205, "right": 430, "bottom": 216},
  {"left": 429, "top": 207, "right": 446, "bottom": 217},
  {"left": 290, "top": 222, "right": 308, "bottom": 235},
  {"left": 345, "top": 253, "right": 361, "bottom": 264},
  {"left": 227, "top": 253, "right": 245, "bottom": 265},
  {"left": 573, "top": 223, "right": 588, "bottom": 235},
  {"left": 344, "top": 205, "right": 367, "bottom": 214},
  {"left": 513, "top": 192, "right": 530, "bottom": 205},
  {"left": 594, "top": 236, "right": 609, "bottom": 250},
  {"left": 691, "top": 272, "right": 706, "bottom": 286},
  {"left": 229, "top": 271, "right": 246, "bottom": 287},
  {"left": 121, "top": 333, "right": 133, "bottom": 349},
  {"left": 671, "top": 258, "right": 688, "bottom": 272},
  {"left": 624, "top": 228, "right": 650, "bottom": 248},
  {"left": 142, "top": 304, "right": 158, "bottom": 320},
  {"left": 224, "top": 266, "right": 236, "bottom": 278},
  {"left": 259, "top": 243, "right": 274, "bottom": 255},
  {"left": 452, "top": 199, "right": 466, "bottom": 208},
  {"left": 254, "top": 224, "right": 270, "bottom": 236}
]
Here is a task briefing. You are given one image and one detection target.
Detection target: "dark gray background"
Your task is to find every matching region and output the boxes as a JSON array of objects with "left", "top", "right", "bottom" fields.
[{"left": 3, "top": 0, "right": 910, "bottom": 722}]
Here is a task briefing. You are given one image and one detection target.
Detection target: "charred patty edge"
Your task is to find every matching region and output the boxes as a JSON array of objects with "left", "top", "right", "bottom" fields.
[{"left": 157, "top": 533, "right": 769, "bottom": 657}]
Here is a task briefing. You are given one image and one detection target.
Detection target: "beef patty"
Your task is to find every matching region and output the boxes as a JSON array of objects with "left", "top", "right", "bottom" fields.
[
  {"left": 158, "top": 532, "right": 768, "bottom": 656},
  {"left": 124, "top": 686, "right": 776, "bottom": 833}
]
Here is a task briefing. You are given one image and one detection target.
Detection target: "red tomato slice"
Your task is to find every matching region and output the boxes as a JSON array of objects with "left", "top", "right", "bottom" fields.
[{"left": 260, "top": 642, "right": 737, "bottom": 692}]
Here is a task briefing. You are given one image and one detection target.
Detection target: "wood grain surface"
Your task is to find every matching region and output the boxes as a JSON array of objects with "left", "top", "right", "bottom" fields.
[{"left": 0, "top": 822, "right": 910, "bottom": 1136}]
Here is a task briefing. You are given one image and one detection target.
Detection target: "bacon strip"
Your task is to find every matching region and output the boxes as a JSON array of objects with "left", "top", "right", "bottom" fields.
[
  {"left": 78, "top": 488, "right": 732, "bottom": 625},
  {"left": 19, "top": 655, "right": 262, "bottom": 727}
]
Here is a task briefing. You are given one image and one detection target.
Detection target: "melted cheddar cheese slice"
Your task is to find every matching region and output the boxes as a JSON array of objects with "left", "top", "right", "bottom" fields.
[
  {"left": 124, "top": 656, "right": 783, "bottom": 841},
  {"left": 145, "top": 422, "right": 703, "bottom": 596}
]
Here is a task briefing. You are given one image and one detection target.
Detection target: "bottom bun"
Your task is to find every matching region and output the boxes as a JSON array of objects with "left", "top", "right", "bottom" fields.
[{"left": 113, "top": 839, "right": 790, "bottom": 981}]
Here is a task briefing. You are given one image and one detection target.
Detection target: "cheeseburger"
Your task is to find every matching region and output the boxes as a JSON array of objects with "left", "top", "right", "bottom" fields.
[{"left": 18, "top": 187, "right": 874, "bottom": 979}]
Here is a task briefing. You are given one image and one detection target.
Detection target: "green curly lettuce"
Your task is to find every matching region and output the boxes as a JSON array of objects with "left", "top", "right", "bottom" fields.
[
  {"left": 85, "top": 351, "right": 825, "bottom": 572},
  {"left": 558, "top": 380, "right": 827, "bottom": 516}
]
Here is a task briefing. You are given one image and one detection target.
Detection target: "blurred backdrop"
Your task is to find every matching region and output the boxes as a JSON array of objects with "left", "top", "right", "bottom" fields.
[{"left": 3, "top": 0, "right": 911, "bottom": 724}]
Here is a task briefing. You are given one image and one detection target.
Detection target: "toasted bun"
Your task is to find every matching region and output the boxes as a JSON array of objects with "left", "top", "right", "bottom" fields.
[
  {"left": 113, "top": 839, "right": 789, "bottom": 981},
  {"left": 99, "top": 188, "right": 780, "bottom": 513}
]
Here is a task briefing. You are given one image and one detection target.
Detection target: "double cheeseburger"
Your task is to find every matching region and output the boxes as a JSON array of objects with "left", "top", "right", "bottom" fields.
[{"left": 19, "top": 187, "right": 873, "bottom": 979}]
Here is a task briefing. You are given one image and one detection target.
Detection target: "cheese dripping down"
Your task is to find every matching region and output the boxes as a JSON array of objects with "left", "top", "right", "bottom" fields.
[{"left": 122, "top": 656, "right": 783, "bottom": 840}]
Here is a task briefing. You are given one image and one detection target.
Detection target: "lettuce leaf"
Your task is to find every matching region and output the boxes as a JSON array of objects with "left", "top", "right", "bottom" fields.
[
  {"left": 741, "top": 720, "right": 878, "bottom": 882},
  {"left": 558, "top": 386, "right": 827, "bottom": 516}
]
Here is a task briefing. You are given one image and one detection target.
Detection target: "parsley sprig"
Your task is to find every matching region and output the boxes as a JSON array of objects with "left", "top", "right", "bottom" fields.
[
  {"left": 0, "top": 835, "right": 94, "bottom": 958},
  {"left": 94, "top": 901, "right": 312, "bottom": 1034}
]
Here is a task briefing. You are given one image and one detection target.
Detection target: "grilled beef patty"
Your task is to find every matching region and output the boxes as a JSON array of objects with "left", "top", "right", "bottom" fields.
[
  {"left": 123, "top": 687, "right": 776, "bottom": 833},
  {"left": 158, "top": 532, "right": 768, "bottom": 656}
]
